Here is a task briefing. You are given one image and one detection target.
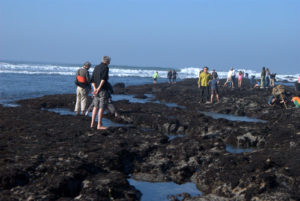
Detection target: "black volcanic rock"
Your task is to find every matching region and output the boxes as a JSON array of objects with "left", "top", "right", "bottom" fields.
[{"left": 1, "top": 78, "right": 300, "bottom": 200}]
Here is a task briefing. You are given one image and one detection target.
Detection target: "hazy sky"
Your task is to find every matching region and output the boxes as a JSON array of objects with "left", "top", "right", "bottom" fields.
[{"left": 0, "top": 0, "right": 299, "bottom": 73}]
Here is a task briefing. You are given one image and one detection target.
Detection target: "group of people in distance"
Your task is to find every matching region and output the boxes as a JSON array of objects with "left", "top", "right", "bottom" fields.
[
  {"left": 167, "top": 70, "right": 177, "bottom": 84},
  {"left": 74, "top": 56, "right": 113, "bottom": 130},
  {"left": 223, "top": 67, "right": 276, "bottom": 89},
  {"left": 153, "top": 70, "right": 177, "bottom": 84}
]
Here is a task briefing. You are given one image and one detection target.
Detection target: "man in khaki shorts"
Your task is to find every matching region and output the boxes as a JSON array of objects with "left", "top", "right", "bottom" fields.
[
  {"left": 74, "top": 61, "right": 91, "bottom": 115},
  {"left": 90, "top": 56, "right": 111, "bottom": 130}
]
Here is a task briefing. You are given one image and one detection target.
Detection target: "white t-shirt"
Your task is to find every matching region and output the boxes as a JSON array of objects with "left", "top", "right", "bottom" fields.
[{"left": 227, "top": 70, "right": 233, "bottom": 78}]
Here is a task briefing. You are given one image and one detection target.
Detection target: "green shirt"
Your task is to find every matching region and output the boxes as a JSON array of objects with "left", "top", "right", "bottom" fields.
[{"left": 198, "top": 72, "right": 211, "bottom": 86}]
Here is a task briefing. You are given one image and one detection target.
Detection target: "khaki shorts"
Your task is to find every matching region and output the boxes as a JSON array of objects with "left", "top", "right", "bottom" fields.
[{"left": 92, "top": 90, "right": 108, "bottom": 109}]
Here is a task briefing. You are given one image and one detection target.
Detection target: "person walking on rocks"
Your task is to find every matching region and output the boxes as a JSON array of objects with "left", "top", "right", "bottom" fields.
[
  {"left": 74, "top": 61, "right": 91, "bottom": 115},
  {"left": 153, "top": 71, "right": 158, "bottom": 84},
  {"left": 223, "top": 68, "right": 234, "bottom": 88},
  {"left": 261, "top": 67, "right": 266, "bottom": 88},
  {"left": 90, "top": 56, "right": 111, "bottom": 130},
  {"left": 198, "top": 66, "right": 211, "bottom": 103},
  {"left": 172, "top": 70, "right": 177, "bottom": 84}
]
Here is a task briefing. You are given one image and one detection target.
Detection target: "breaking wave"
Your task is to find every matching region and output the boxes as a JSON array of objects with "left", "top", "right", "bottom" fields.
[{"left": 0, "top": 62, "right": 298, "bottom": 82}]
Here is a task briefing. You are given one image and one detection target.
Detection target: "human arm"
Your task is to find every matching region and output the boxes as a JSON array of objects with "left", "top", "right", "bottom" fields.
[{"left": 198, "top": 73, "right": 201, "bottom": 88}]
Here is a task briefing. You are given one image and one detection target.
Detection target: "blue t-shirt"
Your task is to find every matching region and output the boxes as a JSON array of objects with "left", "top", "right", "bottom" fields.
[{"left": 210, "top": 79, "right": 218, "bottom": 89}]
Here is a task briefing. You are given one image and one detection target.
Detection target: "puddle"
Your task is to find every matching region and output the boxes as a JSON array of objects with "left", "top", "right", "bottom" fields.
[
  {"left": 128, "top": 179, "right": 201, "bottom": 201},
  {"left": 1, "top": 102, "right": 20, "bottom": 107},
  {"left": 199, "top": 111, "right": 267, "bottom": 123},
  {"left": 112, "top": 94, "right": 185, "bottom": 109},
  {"left": 42, "top": 108, "right": 128, "bottom": 127},
  {"left": 276, "top": 82, "right": 295, "bottom": 87},
  {"left": 168, "top": 134, "right": 185, "bottom": 141},
  {"left": 226, "top": 145, "right": 254, "bottom": 154},
  {"left": 153, "top": 101, "right": 186, "bottom": 109},
  {"left": 112, "top": 94, "right": 150, "bottom": 104}
]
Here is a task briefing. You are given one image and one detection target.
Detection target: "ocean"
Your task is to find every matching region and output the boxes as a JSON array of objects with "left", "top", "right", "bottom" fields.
[{"left": 0, "top": 61, "right": 298, "bottom": 106}]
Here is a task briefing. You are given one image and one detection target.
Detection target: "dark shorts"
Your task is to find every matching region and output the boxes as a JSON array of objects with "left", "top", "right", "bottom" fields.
[
  {"left": 154, "top": 78, "right": 157, "bottom": 81},
  {"left": 92, "top": 90, "right": 108, "bottom": 109},
  {"left": 211, "top": 88, "right": 219, "bottom": 95}
]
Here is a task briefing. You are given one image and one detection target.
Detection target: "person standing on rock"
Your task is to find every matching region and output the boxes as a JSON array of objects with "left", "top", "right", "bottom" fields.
[
  {"left": 270, "top": 73, "right": 276, "bottom": 87},
  {"left": 261, "top": 67, "right": 266, "bottom": 88},
  {"left": 266, "top": 68, "right": 271, "bottom": 87},
  {"left": 211, "top": 69, "right": 218, "bottom": 79},
  {"left": 90, "top": 56, "right": 111, "bottom": 130},
  {"left": 238, "top": 71, "right": 243, "bottom": 88},
  {"left": 223, "top": 68, "right": 234, "bottom": 88},
  {"left": 167, "top": 70, "right": 172, "bottom": 83},
  {"left": 74, "top": 61, "right": 91, "bottom": 115},
  {"left": 153, "top": 71, "right": 158, "bottom": 84},
  {"left": 172, "top": 70, "right": 177, "bottom": 84},
  {"left": 198, "top": 66, "right": 211, "bottom": 103},
  {"left": 208, "top": 75, "right": 220, "bottom": 104}
]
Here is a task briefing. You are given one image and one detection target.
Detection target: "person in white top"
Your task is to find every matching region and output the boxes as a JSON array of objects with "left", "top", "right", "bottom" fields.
[{"left": 223, "top": 68, "right": 235, "bottom": 88}]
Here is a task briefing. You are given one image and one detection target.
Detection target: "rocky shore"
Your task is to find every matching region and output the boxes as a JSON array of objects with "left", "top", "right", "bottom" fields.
[{"left": 1, "top": 79, "right": 299, "bottom": 201}]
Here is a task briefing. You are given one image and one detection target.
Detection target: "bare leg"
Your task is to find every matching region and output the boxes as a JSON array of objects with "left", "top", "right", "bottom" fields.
[
  {"left": 97, "top": 108, "right": 107, "bottom": 130},
  {"left": 216, "top": 94, "right": 220, "bottom": 102},
  {"left": 90, "top": 107, "right": 98, "bottom": 128},
  {"left": 210, "top": 94, "right": 213, "bottom": 103}
]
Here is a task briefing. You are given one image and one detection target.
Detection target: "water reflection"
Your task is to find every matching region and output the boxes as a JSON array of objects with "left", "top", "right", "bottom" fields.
[
  {"left": 226, "top": 145, "right": 254, "bottom": 154},
  {"left": 42, "top": 108, "right": 128, "bottom": 127},
  {"left": 128, "top": 179, "right": 201, "bottom": 201},
  {"left": 199, "top": 111, "right": 267, "bottom": 123}
]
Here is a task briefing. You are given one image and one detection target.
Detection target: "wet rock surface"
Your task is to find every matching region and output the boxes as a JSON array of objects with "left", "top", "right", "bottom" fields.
[{"left": 1, "top": 79, "right": 300, "bottom": 200}]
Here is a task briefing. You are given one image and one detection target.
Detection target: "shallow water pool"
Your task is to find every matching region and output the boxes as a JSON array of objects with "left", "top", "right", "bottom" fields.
[
  {"left": 42, "top": 108, "right": 128, "bottom": 127},
  {"left": 226, "top": 144, "right": 254, "bottom": 154},
  {"left": 112, "top": 94, "right": 186, "bottom": 108},
  {"left": 128, "top": 179, "right": 201, "bottom": 201},
  {"left": 199, "top": 111, "right": 267, "bottom": 123}
]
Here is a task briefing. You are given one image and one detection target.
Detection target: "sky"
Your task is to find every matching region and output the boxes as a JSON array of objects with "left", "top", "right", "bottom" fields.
[{"left": 0, "top": 0, "right": 299, "bottom": 73}]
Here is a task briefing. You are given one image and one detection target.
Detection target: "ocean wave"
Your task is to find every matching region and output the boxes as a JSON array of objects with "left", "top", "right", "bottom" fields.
[{"left": 0, "top": 62, "right": 298, "bottom": 82}]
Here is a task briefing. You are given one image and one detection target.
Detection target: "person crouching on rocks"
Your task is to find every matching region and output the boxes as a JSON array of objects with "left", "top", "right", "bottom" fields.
[
  {"left": 291, "top": 96, "right": 300, "bottom": 108},
  {"left": 74, "top": 61, "right": 91, "bottom": 115},
  {"left": 208, "top": 75, "right": 220, "bottom": 104},
  {"left": 198, "top": 66, "right": 211, "bottom": 103}
]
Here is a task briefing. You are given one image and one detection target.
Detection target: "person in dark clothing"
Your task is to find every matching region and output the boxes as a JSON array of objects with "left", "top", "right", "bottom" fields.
[
  {"left": 85, "top": 82, "right": 118, "bottom": 117},
  {"left": 172, "top": 70, "right": 177, "bottom": 84},
  {"left": 261, "top": 67, "right": 266, "bottom": 88},
  {"left": 270, "top": 73, "right": 276, "bottom": 87},
  {"left": 250, "top": 75, "right": 255, "bottom": 86},
  {"left": 167, "top": 70, "right": 172, "bottom": 83},
  {"left": 208, "top": 75, "right": 220, "bottom": 103},
  {"left": 90, "top": 56, "right": 111, "bottom": 130},
  {"left": 211, "top": 69, "right": 218, "bottom": 79}
]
